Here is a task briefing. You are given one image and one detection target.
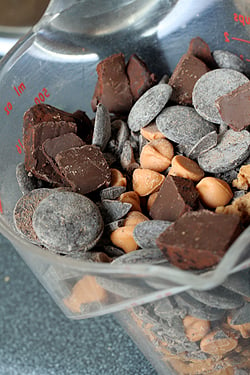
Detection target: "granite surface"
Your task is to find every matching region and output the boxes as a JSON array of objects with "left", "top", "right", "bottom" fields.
[{"left": 0, "top": 234, "right": 157, "bottom": 375}]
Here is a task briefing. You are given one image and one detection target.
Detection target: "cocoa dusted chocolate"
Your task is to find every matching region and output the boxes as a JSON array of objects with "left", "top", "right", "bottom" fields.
[
  {"left": 91, "top": 53, "right": 133, "bottom": 114},
  {"left": 150, "top": 175, "right": 199, "bottom": 221},
  {"left": 156, "top": 210, "right": 242, "bottom": 270}
]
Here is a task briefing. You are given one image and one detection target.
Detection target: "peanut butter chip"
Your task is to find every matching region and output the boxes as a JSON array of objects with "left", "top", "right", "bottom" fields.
[
  {"left": 119, "top": 191, "right": 141, "bottom": 212},
  {"left": 132, "top": 168, "right": 165, "bottom": 196},
  {"left": 63, "top": 275, "right": 106, "bottom": 313},
  {"left": 196, "top": 177, "right": 233, "bottom": 209},
  {"left": 169, "top": 155, "right": 205, "bottom": 181},
  {"left": 140, "top": 122, "right": 166, "bottom": 141},
  {"left": 140, "top": 138, "right": 174, "bottom": 172},
  {"left": 227, "top": 316, "right": 250, "bottom": 338},
  {"left": 110, "top": 168, "right": 127, "bottom": 187},
  {"left": 183, "top": 315, "right": 210, "bottom": 342},
  {"left": 200, "top": 329, "right": 238, "bottom": 356}
]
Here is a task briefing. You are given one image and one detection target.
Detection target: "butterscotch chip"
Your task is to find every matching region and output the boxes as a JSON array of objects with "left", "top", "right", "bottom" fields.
[
  {"left": 227, "top": 316, "right": 250, "bottom": 338},
  {"left": 140, "top": 138, "right": 174, "bottom": 172},
  {"left": 147, "top": 192, "right": 158, "bottom": 212},
  {"left": 132, "top": 168, "right": 165, "bottom": 196},
  {"left": 119, "top": 191, "right": 141, "bottom": 212},
  {"left": 232, "top": 164, "right": 250, "bottom": 190},
  {"left": 63, "top": 275, "right": 106, "bottom": 313},
  {"left": 169, "top": 155, "right": 205, "bottom": 182},
  {"left": 183, "top": 316, "right": 210, "bottom": 342},
  {"left": 110, "top": 168, "right": 127, "bottom": 187},
  {"left": 196, "top": 177, "right": 233, "bottom": 209},
  {"left": 123, "top": 211, "right": 149, "bottom": 227},
  {"left": 140, "top": 121, "right": 165, "bottom": 141},
  {"left": 200, "top": 329, "right": 238, "bottom": 356},
  {"left": 110, "top": 225, "right": 139, "bottom": 253}
]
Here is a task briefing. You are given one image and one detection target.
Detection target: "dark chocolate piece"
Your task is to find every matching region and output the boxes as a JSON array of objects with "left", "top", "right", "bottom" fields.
[
  {"left": 150, "top": 175, "right": 199, "bottom": 221},
  {"left": 24, "top": 120, "right": 77, "bottom": 184},
  {"left": 168, "top": 53, "right": 210, "bottom": 105},
  {"left": 156, "top": 210, "right": 242, "bottom": 270},
  {"left": 91, "top": 53, "right": 133, "bottom": 114},
  {"left": 55, "top": 145, "right": 111, "bottom": 195},
  {"left": 126, "top": 53, "right": 156, "bottom": 100},
  {"left": 42, "top": 132, "right": 85, "bottom": 181},
  {"left": 230, "top": 302, "right": 250, "bottom": 325},
  {"left": 215, "top": 81, "right": 250, "bottom": 131},
  {"left": 222, "top": 269, "right": 250, "bottom": 298},
  {"left": 187, "top": 37, "right": 217, "bottom": 68}
]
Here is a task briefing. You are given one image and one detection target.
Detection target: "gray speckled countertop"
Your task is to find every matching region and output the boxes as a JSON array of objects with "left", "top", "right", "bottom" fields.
[{"left": 0, "top": 234, "right": 157, "bottom": 375}]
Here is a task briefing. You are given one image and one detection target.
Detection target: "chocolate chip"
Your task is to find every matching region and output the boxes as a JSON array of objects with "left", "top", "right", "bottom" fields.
[
  {"left": 92, "top": 103, "right": 111, "bottom": 151},
  {"left": 186, "top": 130, "right": 218, "bottom": 159},
  {"left": 222, "top": 269, "right": 250, "bottom": 298},
  {"left": 187, "top": 286, "right": 244, "bottom": 309},
  {"left": 105, "top": 219, "right": 125, "bottom": 234},
  {"left": 213, "top": 50, "right": 247, "bottom": 73},
  {"left": 100, "top": 186, "right": 126, "bottom": 200},
  {"left": 192, "top": 68, "right": 249, "bottom": 123},
  {"left": 101, "top": 199, "right": 132, "bottom": 223},
  {"left": 32, "top": 191, "right": 104, "bottom": 253},
  {"left": 198, "top": 129, "right": 250, "bottom": 173},
  {"left": 13, "top": 188, "right": 53, "bottom": 244},
  {"left": 230, "top": 302, "right": 250, "bottom": 325},
  {"left": 174, "top": 293, "right": 226, "bottom": 321},
  {"left": 112, "top": 248, "right": 166, "bottom": 265},
  {"left": 16, "top": 162, "right": 41, "bottom": 195},
  {"left": 156, "top": 105, "right": 215, "bottom": 146},
  {"left": 127, "top": 84, "right": 172, "bottom": 132},
  {"left": 133, "top": 220, "right": 172, "bottom": 248}
]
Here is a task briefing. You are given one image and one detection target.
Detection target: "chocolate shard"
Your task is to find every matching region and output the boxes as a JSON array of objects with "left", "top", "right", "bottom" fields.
[
  {"left": 215, "top": 81, "right": 250, "bottom": 131},
  {"left": 42, "top": 132, "right": 85, "bottom": 183},
  {"left": 156, "top": 210, "right": 242, "bottom": 270},
  {"left": 55, "top": 144, "right": 111, "bottom": 195},
  {"left": 72, "top": 109, "right": 93, "bottom": 144},
  {"left": 126, "top": 54, "right": 157, "bottom": 100},
  {"left": 91, "top": 53, "right": 133, "bottom": 114},
  {"left": 149, "top": 175, "right": 199, "bottom": 221},
  {"left": 169, "top": 53, "right": 210, "bottom": 105},
  {"left": 23, "top": 121, "right": 77, "bottom": 184},
  {"left": 187, "top": 37, "right": 217, "bottom": 68}
]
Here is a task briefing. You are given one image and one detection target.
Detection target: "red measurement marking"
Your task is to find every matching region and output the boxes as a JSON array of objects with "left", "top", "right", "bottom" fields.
[
  {"left": 231, "top": 37, "right": 250, "bottom": 44},
  {"left": 0, "top": 199, "right": 3, "bottom": 214},
  {"left": 246, "top": 59, "right": 250, "bottom": 62}
]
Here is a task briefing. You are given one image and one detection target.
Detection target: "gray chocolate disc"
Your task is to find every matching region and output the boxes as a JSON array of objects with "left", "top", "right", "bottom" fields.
[
  {"left": 192, "top": 69, "right": 249, "bottom": 123},
  {"left": 32, "top": 191, "right": 104, "bottom": 253}
]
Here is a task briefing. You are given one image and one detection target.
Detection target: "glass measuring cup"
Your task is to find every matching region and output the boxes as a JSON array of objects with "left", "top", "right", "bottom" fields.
[{"left": 0, "top": 0, "right": 249, "bottom": 321}]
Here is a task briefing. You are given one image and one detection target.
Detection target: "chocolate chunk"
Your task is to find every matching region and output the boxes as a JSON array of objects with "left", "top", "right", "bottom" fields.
[
  {"left": 126, "top": 53, "right": 156, "bottom": 100},
  {"left": 55, "top": 145, "right": 111, "bottom": 195},
  {"left": 150, "top": 175, "right": 199, "bottom": 221},
  {"left": 32, "top": 191, "right": 104, "bottom": 253},
  {"left": 91, "top": 53, "right": 133, "bottom": 114},
  {"left": 187, "top": 37, "right": 216, "bottom": 68},
  {"left": 198, "top": 129, "right": 250, "bottom": 173},
  {"left": 215, "top": 81, "right": 250, "bottom": 131},
  {"left": 24, "top": 120, "right": 77, "bottom": 184},
  {"left": 156, "top": 105, "right": 216, "bottom": 146},
  {"left": 192, "top": 68, "right": 249, "bottom": 123},
  {"left": 168, "top": 53, "right": 210, "bottom": 105},
  {"left": 42, "top": 132, "right": 85, "bottom": 183},
  {"left": 156, "top": 210, "right": 242, "bottom": 270},
  {"left": 127, "top": 84, "right": 173, "bottom": 132},
  {"left": 71, "top": 109, "right": 93, "bottom": 144}
]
